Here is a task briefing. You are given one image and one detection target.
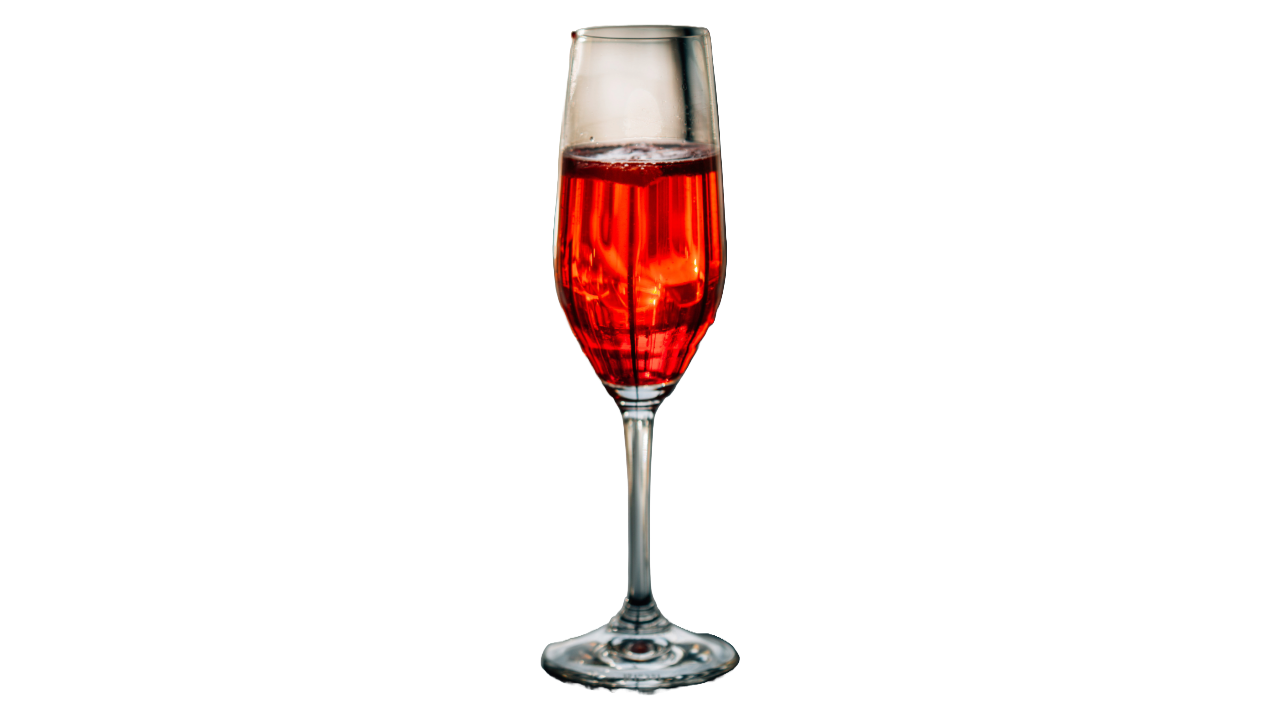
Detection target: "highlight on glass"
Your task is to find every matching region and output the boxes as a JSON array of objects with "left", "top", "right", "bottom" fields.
[{"left": 541, "top": 25, "right": 737, "bottom": 690}]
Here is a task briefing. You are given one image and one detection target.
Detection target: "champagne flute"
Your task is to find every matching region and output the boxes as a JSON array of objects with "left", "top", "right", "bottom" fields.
[{"left": 541, "top": 25, "right": 737, "bottom": 690}]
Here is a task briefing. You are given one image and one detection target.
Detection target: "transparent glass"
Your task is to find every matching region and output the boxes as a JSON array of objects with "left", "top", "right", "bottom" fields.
[{"left": 542, "top": 25, "right": 737, "bottom": 691}]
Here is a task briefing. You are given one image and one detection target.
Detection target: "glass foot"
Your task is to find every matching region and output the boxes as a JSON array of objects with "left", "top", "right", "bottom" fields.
[{"left": 541, "top": 599, "right": 738, "bottom": 691}]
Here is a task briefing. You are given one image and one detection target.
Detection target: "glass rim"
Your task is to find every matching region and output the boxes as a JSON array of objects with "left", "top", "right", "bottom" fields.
[{"left": 572, "top": 25, "right": 708, "bottom": 41}]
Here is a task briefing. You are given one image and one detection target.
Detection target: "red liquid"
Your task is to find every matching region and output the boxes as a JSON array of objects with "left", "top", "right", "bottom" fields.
[{"left": 555, "top": 143, "right": 726, "bottom": 387}]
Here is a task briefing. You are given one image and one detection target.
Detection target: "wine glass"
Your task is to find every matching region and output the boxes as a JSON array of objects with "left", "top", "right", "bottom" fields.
[{"left": 541, "top": 26, "right": 737, "bottom": 690}]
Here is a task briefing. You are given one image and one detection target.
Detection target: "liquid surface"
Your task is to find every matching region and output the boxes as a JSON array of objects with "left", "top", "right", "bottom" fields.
[{"left": 555, "top": 143, "right": 726, "bottom": 387}]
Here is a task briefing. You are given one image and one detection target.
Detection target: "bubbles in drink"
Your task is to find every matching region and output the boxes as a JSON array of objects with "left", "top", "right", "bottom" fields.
[
  {"left": 561, "top": 143, "right": 718, "bottom": 188},
  {"left": 566, "top": 142, "right": 716, "bottom": 164}
]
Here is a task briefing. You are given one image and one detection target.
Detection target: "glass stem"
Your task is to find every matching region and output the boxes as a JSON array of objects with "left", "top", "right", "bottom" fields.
[{"left": 623, "top": 405, "right": 656, "bottom": 607}]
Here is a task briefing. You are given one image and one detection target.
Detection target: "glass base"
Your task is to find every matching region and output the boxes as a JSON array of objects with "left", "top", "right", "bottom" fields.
[{"left": 541, "top": 599, "right": 738, "bottom": 691}]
